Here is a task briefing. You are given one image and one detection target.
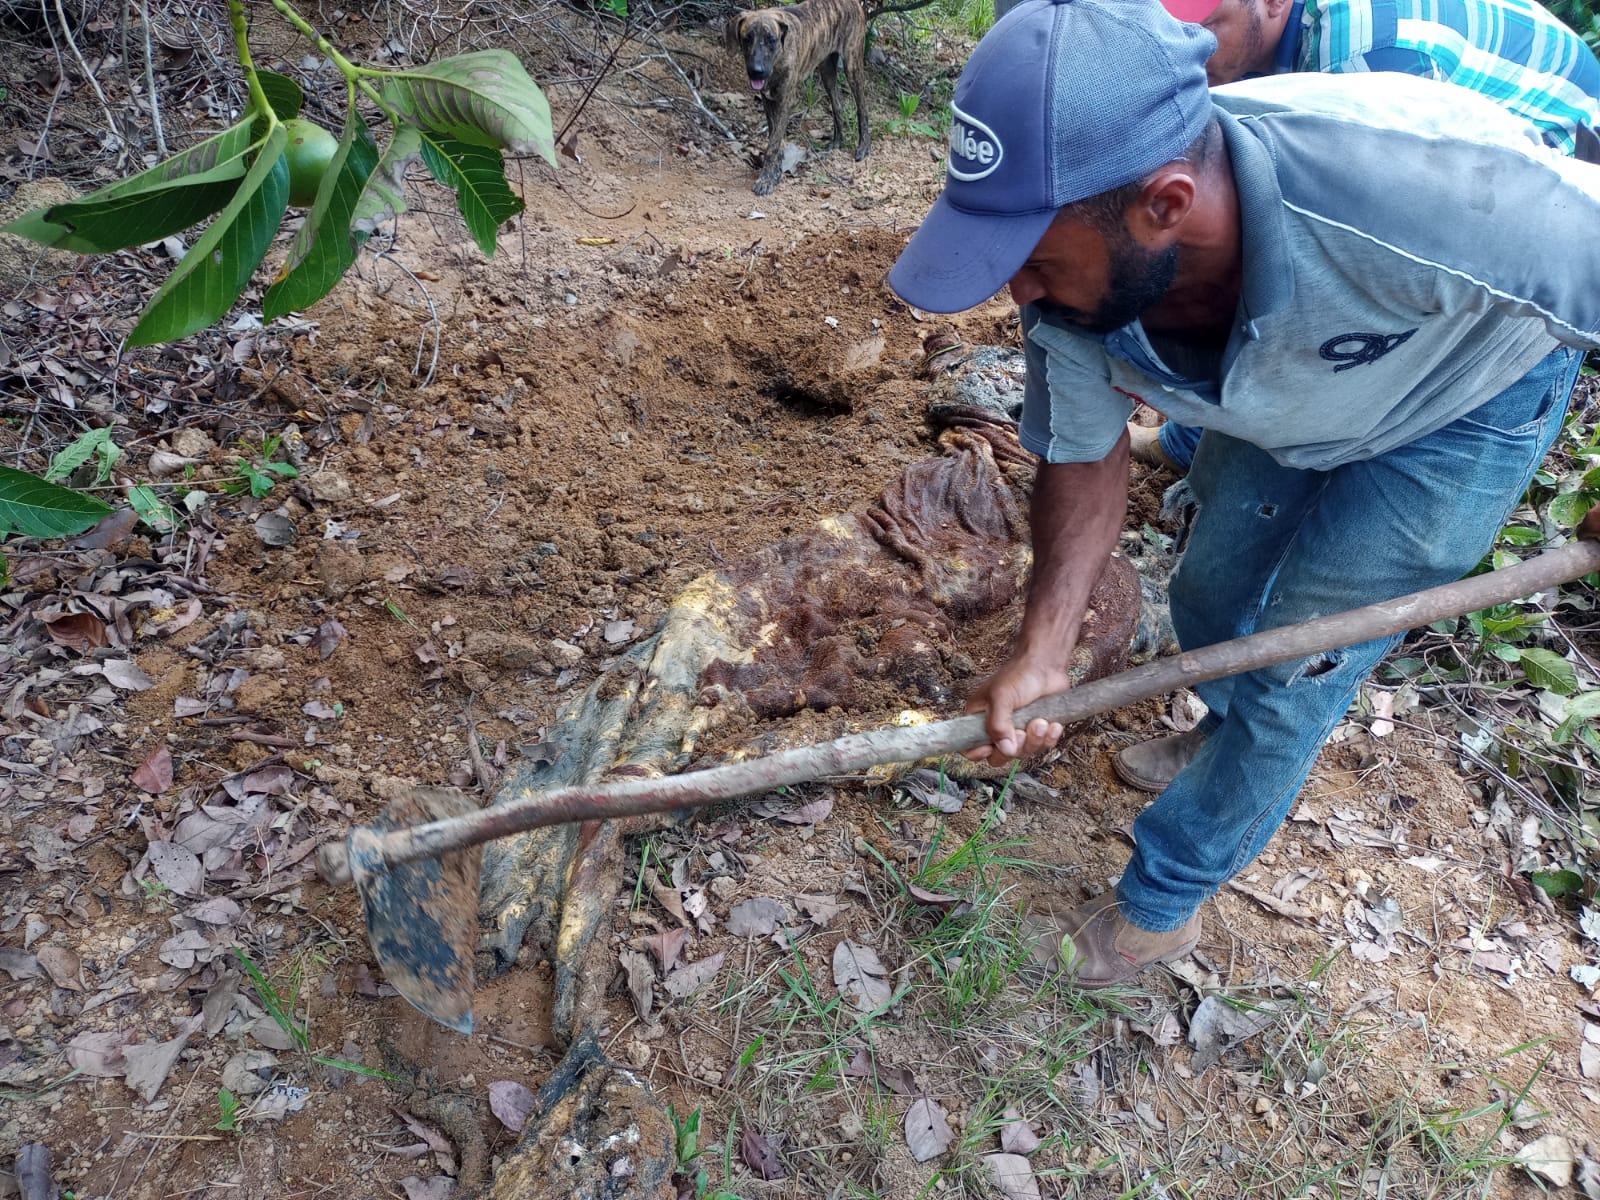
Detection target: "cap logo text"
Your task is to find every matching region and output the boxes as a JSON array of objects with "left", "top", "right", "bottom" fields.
[{"left": 947, "top": 104, "right": 1003, "bottom": 182}]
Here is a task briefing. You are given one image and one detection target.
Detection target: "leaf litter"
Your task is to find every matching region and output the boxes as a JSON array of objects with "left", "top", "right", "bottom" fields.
[
  {"left": 832, "top": 939, "right": 892, "bottom": 1011},
  {"left": 904, "top": 1096, "right": 953, "bottom": 1162}
]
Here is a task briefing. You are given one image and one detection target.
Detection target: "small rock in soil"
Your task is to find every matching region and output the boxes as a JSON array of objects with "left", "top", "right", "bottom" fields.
[
  {"left": 170, "top": 428, "right": 215, "bottom": 458},
  {"left": 548, "top": 638, "right": 584, "bottom": 667},
  {"left": 234, "top": 675, "right": 284, "bottom": 714},
  {"left": 308, "top": 470, "right": 354, "bottom": 502},
  {"left": 314, "top": 543, "right": 366, "bottom": 599},
  {"left": 254, "top": 512, "right": 298, "bottom": 547}
]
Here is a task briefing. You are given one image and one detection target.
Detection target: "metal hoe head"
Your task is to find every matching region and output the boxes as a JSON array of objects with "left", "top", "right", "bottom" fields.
[{"left": 347, "top": 786, "right": 483, "bottom": 1034}]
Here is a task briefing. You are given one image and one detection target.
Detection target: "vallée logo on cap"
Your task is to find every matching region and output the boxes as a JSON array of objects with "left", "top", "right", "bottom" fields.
[{"left": 946, "top": 104, "right": 1004, "bottom": 182}]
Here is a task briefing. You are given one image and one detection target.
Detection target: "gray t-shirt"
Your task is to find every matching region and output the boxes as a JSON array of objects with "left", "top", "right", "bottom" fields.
[{"left": 1019, "top": 71, "right": 1600, "bottom": 470}]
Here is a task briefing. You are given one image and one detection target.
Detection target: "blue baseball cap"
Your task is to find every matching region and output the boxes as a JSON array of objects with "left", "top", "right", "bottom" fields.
[{"left": 889, "top": 0, "right": 1216, "bottom": 314}]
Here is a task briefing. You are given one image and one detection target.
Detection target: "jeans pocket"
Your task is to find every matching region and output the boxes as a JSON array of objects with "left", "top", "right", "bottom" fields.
[{"left": 1453, "top": 349, "right": 1577, "bottom": 440}]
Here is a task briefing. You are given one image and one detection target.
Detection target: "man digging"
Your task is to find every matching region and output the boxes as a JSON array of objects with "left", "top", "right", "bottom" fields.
[{"left": 888, "top": 0, "right": 1600, "bottom": 986}]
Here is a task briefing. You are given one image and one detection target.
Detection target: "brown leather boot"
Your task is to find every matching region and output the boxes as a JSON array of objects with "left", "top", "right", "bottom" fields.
[
  {"left": 1127, "top": 421, "right": 1177, "bottom": 470},
  {"left": 1112, "top": 726, "right": 1208, "bottom": 793},
  {"left": 1025, "top": 892, "right": 1201, "bottom": 988}
]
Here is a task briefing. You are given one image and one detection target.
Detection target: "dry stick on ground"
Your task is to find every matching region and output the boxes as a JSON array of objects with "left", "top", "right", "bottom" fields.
[
  {"left": 641, "top": 35, "right": 739, "bottom": 144},
  {"left": 137, "top": 0, "right": 167, "bottom": 154},
  {"left": 50, "top": 0, "right": 124, "bottom": 149}
]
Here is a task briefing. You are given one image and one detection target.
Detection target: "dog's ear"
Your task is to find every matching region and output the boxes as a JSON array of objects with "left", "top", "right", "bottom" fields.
[
  {"left": 725, "top": 11, "right": 752, "bottom": 52},
  {"left": 772, "top": 10, "right": 792, "bottom": 40}
]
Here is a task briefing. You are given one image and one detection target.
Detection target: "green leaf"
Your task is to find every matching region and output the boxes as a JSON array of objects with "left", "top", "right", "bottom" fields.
[
  {"left": 1549, "top": 490, "right": 1594, "bottom": 529},
  {"left": 232, "top": 947, "right": 310, "bottom": 1051},
  {"left": 379, "top": 50, "right": 556, "bottom": 163},
  {"left": 418, "top": 135, "right": 522, "bottom": 255},
  {"left": 128, "top": 485, "right": 177, "bottom": 532},
  {"left": 351, "top": 125, "right": 421, "bottom": 233},
  {"left": 214, "top": 1087, "right": 240, "bottom": 1133},
  {"left": 1530, "top": 868, "right": 1584, "bottom": 899},
  {"left": 308, "top": 1054, "right": 399, "bottom": 1081},
  {"left": 128, "top": 126, "right": 291, "bottom": 347},
  {"left": 45, "top": 427, "right": 121, "bottom": 484},
  {"left": 1553, "top": 689, "right": 1600, "bottom": 743},
  {"left": 263, "top": 112, "right": 380, "bottom": 318},
  {"left": 0, "top": 465, "right": 113, "bottom": 538},
  {"left": 1518, "top": 646, "right": 1578, "bottom": 695},
  {"left": 256, "top": 69, "right": 304, "bottom": 120},
  {"left": 39, "top": 179, "right": 243, "bottom": 255},
  {"left": 1497, "top": 524, "right": 1544, "bottom": 546},
  {"left": 2, "top": 122, "right": 256, "bottom": 253}
]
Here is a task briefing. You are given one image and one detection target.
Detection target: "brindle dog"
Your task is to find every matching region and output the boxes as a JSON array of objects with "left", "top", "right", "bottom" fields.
[{"left": 726, "top": 0, "right": 872, "bottom": 194}]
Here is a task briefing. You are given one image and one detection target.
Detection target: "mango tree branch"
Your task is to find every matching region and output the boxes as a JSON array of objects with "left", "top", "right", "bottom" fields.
[
  {"left": 227, "top": 0, "right": 274, "bottom": 122},
  {"left": 267, "top": 0, "right": 400, "bottom": 121}
]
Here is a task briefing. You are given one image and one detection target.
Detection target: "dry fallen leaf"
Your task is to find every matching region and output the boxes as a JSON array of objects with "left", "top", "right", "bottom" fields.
[
  {"left": 66, "top": 1030, "right": 132, "bottom": 1077},
  {"left": 122, "top": 1016, "right": 201, "bottom": 1103},
  {"left": 619, "top": 948, "right": 655, "bottom": 1021},
  {"left": 999, "top": 1107, "right": 1042, "bottom": 1155},
  {"left": 727, "top": 897, "right": 791, "bottom": 938},
  {"left": 906, "top": 882, "right": 962, "bottom": 911},
  {"left": 984, "top": 1152, "right": 1042, "bottom": 1200},
  {"left": 146, "top": 840, "right": 204, "bottom": 895},
  {"left": 904, "top": 1097, "right": 954, "bottom": 1162},
  {"left": 1580, "top": 1024, "right": 1600, "bottom": 1080},
  {"left": 221, "top": 1050, "right": 280, "bottom": 1096},
  {"left": 643, "top": 927, "right": 687, "bottom": 973},
  {"left": 488, "top": 1080, "right": 535, "bottom": 1133},
  {"left": 102, "top": 660, "right": 156, "bottom": 691},
  {"left": 398, "top": 1175, "right": 455, "bottom": 1200},
  {"left": 44, "top": 611, "right": 108, "bottom": 653},
  {"left": 313, "top": 619, "right": 348, "bottom": 659},
  {"left": 664, "top": 952, "right": 725, "bottom": 1000},
  {"left": 775, "top": 793, "right": 834, "bottom": 825},
  {"left": 833, "top": 940, "right": 892, "bottom": 1011},
  {"left": 1517, "top": 1134, "right": 1575, "bottom": 1187},
  {"left": 738, "top": 1129, "right": 787, "bottom": 1180},
  {"left": 34, "top": 945, "right": 83, "bottom": 991},
  {"left": 131, "top": 745, "right": 173, "bottom": 794},
  {"left": 0, "top": 947, "right": 41, "bottom": 981},
  {"left": 794, "top": 893, "right": 845, "bottom": 927},
  {"left": 1188, "top": 995, "right": 1279, "bottom": 1072},
  {"left": 15, "top": 1142, "right": 55, "bottom": 1200}
]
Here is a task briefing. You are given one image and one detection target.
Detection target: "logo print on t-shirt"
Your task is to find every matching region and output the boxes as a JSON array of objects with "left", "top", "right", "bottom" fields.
[{"left": 1318, "top": 329, "right": 1418, "bottom": 373}]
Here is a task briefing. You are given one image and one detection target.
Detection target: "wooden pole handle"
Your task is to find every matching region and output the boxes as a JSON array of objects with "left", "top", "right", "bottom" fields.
[{"left": 319, "top": 538, "right": 1600, "bottom": 885}]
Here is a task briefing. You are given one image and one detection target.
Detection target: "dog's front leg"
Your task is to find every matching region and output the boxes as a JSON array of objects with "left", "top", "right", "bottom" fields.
[{"left": 754, "top": 94, "right": 793, "bottom": 195}]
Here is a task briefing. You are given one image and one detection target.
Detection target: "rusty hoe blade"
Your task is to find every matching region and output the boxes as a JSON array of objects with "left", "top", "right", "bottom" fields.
[{"left": 349, "top": 786, "right": 482, "bottom": 1034}]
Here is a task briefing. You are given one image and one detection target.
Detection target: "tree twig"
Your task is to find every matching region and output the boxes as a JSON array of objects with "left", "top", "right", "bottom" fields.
[
  {"left": 641, "top": 35, "right": 739, "bottom": 145},
  {"left": 50, "top": 0, "right": 123, "bottom": 148},
  {"left": 138, "top": 0, "right": 167, "bottom": 155}
]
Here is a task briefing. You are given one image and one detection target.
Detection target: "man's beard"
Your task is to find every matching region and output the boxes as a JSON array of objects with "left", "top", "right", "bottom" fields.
[
  {"left": 1062, "top": 236, "right": 1179, "bottom": 335},
  {"left": 1236, "top": 0, "right": 1268, "bottom": 76}
]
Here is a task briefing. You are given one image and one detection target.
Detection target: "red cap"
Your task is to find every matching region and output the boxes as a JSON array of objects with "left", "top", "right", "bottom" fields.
[{"left": 1162, "top": 0, "right": 1222, "bottom": 20}]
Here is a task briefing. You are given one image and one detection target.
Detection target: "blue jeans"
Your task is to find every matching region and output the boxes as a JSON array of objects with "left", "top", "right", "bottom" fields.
[
  {"left": 1158, "top": 421, "right": 1203, "bottom": 471},
  {"left": 1116, "top": 347, "right": 1581, "bottom": 931}
]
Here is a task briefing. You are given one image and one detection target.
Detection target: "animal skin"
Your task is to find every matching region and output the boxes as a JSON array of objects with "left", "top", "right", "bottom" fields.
[{"left": 726, "top": 0, "right": 872, "bottom": 194}]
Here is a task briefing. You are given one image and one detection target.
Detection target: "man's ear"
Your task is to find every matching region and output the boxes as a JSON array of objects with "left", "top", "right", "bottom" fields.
[
  {"left": 1261, "top": 0, "right": 1294, "bottom": 21},
  {"left": 1132, "top": 169, "right": 1197, "bottom": 239}
]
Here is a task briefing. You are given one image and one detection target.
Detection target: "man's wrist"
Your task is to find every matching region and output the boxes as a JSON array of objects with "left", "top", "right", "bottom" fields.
[{"left": 1014, "top": 617, "right": 1081, "bottom": 668}]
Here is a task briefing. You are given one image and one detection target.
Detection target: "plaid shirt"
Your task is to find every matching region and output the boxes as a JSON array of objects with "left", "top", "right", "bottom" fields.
[{"left": 1278, "top": 0, "right": 1600, "bottom": 155}]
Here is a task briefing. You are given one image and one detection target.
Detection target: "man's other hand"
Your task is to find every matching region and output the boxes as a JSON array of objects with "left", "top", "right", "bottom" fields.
[
  {"left": 963, "top": 655, "right": 1074, "bottom": 766},
  {"left": 1580, "top": 503, "right": 1600, "bottom": 542}
]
